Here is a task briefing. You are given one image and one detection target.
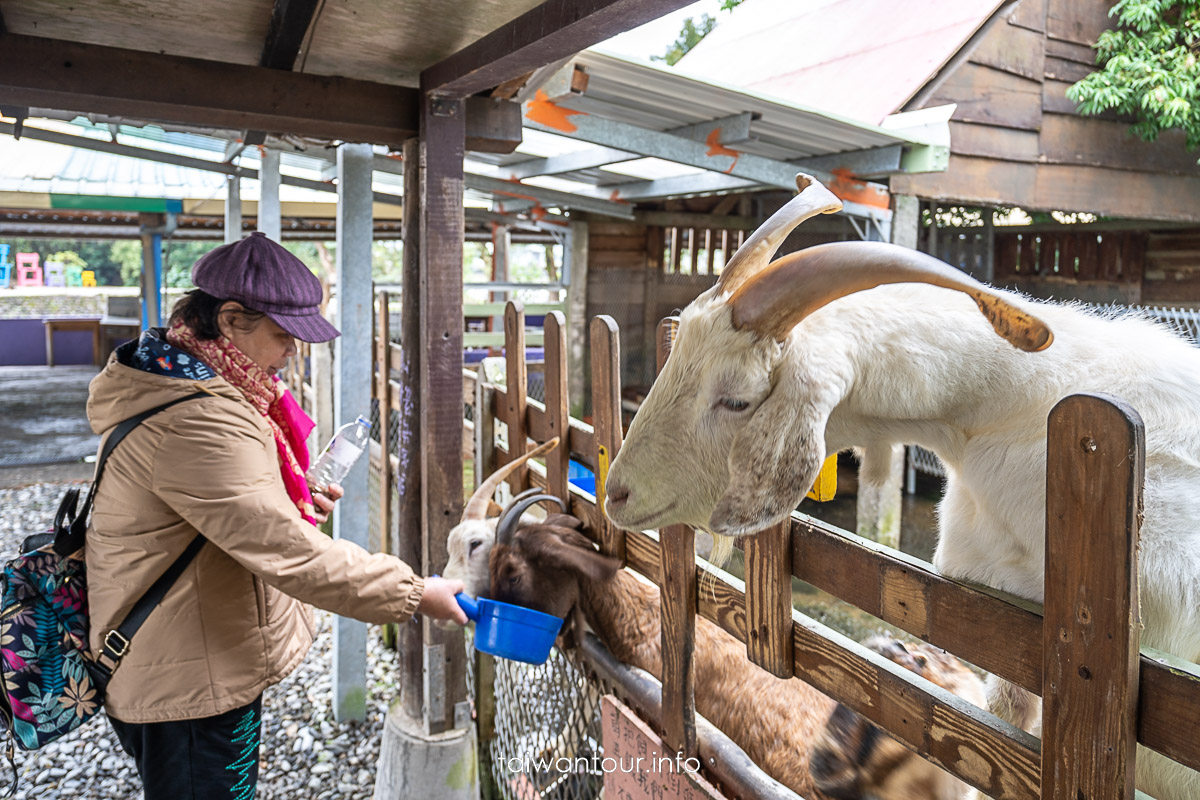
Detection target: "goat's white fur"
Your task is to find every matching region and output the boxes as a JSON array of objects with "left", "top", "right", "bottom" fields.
[{"left": 606, "top": 231, "right": 1200, "bottom": 799}]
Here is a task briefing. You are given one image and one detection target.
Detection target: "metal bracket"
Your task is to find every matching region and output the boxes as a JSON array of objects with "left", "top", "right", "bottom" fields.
[
  {"left": 430, "top": 96, "right": 460, "bottom": 119},
  {"left": 423, "top": 642, "right": 446, "bottom": 732},
  {"left": 454, "top": 700, "right": 473, "bottom": 730}
]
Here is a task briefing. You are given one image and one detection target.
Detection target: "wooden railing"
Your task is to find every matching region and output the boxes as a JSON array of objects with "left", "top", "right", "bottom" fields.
[{"left": 467, "top": 300, "right": 1200, "bottom": 800}]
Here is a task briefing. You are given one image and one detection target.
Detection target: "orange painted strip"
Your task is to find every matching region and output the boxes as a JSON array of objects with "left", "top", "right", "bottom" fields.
[
  {"left": 704, "top": 127, "right": 741, "bottom": 174},
  {"left": 525, "top": 89, "right": 587, "bottom": 133},
  {"left": 829, "top": 168, "right": 891, "bottom": 211}
]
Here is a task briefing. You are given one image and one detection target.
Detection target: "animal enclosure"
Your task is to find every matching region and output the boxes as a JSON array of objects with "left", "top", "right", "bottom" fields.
[{"left": 360, "top": 294, "right": 1200, "bottom": 800}]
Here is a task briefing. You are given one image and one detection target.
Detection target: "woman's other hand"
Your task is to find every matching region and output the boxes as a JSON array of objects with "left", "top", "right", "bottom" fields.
[
  {"left": 416, "top": 577, "right": 468, "bottom": 625},
  {"left": 311, "top": 483, "right": 344, "bottom": 525}
]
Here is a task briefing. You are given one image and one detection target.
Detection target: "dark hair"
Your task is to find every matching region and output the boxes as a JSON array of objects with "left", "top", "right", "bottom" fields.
[{"left": 168, "top": 290, "right": 266, "bottom": 340}]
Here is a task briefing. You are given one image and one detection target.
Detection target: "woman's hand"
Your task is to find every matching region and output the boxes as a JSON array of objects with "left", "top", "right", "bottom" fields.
[
  {"left": 416, "top": 576, "right": 468, "bottom": 625},
  {"left": 311, "top": 483, "right": 344, "bottom": 524}
]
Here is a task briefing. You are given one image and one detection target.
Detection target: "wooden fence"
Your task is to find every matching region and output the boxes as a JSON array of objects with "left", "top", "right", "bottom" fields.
[{"left": 368, "top": 293, "right": 1200, "bottom": 800}]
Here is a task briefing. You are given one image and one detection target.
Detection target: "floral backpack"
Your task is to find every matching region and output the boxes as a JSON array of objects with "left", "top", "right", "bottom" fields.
[{"left": 0, "top": 393, "right": 206, "bottom": 774}]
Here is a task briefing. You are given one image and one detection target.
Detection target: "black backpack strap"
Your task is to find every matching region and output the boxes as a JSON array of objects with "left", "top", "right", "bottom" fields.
[
  {"left": 53, "top": 391, "right": 208, "bottom": 557},
  {"left": 92, "top": 534, "right": 207, "bottom": 685}
]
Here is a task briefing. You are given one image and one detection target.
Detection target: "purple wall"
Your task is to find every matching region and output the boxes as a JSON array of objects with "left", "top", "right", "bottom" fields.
[{"left": 0, "top": 318, "right": 99, "bottom": 366}]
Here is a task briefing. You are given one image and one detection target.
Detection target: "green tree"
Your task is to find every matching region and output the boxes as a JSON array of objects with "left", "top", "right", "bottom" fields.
[
  {"left": 653, "top": 14, "right": 718, "bottom": 65},
  {"left": 1067, "top": 0, "right": 1200, "bottom": 152}
]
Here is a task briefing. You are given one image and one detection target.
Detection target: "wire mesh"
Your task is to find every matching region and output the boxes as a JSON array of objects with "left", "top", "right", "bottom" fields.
[{"left": 484, "top": 644, "right": 609, "bottom": 800}]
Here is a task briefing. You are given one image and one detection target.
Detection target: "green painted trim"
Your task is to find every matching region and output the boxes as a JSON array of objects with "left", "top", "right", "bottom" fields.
[
  {"left": 463, "top": 303, "right": 565, "bottom": 317},
  {"left": 900, "top": 144, "right": 950, "bottom": 174},
  {"left": 49, "top": 194, "right": 184, "bottom": 213},
  {"left": 463, "top": 332, "right": 545, "bottom": 348}
]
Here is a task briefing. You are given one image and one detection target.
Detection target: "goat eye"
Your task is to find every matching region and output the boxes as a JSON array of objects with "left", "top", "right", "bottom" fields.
[
  {"left": 468, "top": 540, "right": 482, "bottom": 554},
  {"left": 717, "top": 398, "right": 750, "bottom": 412}
]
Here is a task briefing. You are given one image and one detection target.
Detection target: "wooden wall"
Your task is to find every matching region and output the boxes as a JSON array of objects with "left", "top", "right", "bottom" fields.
[
  {"left": 892, "top": 0, "right": 1200, "bottom": 224},
  {"left": 990, "top": 225, "right": 1200, "bottom": 305}
]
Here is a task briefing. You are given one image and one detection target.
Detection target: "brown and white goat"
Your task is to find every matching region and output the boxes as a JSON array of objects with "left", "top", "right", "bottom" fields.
[{"left": 488, "top": 506, "right": 985, "bottom": 800}]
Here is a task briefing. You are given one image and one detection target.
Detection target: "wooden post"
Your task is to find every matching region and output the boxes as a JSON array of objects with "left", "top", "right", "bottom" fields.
[
  {"left": 590, "top": 315, "right": 624, "bottom": 562},
  {"left": 332, "top": 141, "right": 374, "bottom": 723},
  {"left": 376, "top": 290, "right": 394, "bottom": 557},
  {"left": 418, "top": 92, "right": 468, "bottom": 735},
  {"left": 1042, "top": 394, "right": 1143, "bottom": 800},
  {"left": 473, "top": 378, "right": 500, "bottom": 800},
  {"left": 566, "top": 219, "right": 589, "bottom": 417},
  {"left": 656, "top": 316, "right": 697, "bottom": 758},
  {"left": 642, "top": 226, "right": 665, "bottom": 388},
  {"left": 543, "top": 310, "right": 570, "bottom": 501},
  {"left": 744, "top": 520, "right": 794, "bottom": 679},
  {"left": 504, "top": 300, "right": 529, "bottom": 491},
  {"left": 397, "top": 136, "right": 424, "bottom": 720}
]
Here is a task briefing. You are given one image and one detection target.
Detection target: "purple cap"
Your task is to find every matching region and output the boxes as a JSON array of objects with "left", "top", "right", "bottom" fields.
[{"left": 192, "top": 232, "right": 340, "bottom": 343}]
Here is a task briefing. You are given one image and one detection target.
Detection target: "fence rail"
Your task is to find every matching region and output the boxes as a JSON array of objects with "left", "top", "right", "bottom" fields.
[{"left": 365, "top": 293, "right": 1200, "bottom": 800}]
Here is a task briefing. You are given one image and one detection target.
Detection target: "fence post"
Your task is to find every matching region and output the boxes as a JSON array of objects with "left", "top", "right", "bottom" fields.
[
  {"left": 544, "top": 311, "right": 570, "bottom": 501},
  {"left": 504, "top": 300, "right": 529, "bottom": 491},
  {"left": 376, "top": 290, "right": 393, "bottom": 558},
  {"left": 1042, "top": 393, "right": 1144, "bottom": 800},
  {"left": 590, "top": 315, "right": 625, "bottom": 562},
  {"left": 656, "top": 316, "right": 697, "bottom": 759},
  {"left": 744, "top": 520, "right": 794, "bottom": 679},
  {"left": 474, "top": 378, "right": 500, "bottom": 800}
]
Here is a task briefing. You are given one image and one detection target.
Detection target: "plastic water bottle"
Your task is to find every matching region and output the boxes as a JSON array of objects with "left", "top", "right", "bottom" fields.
[{"left": 306, "top": 415, "right": 372, "bottom": 493}]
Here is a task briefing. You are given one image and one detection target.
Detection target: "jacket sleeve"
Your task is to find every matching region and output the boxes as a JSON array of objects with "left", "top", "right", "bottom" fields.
[{"left": 150, "top": 403, "right": 425, "bottom": 624}]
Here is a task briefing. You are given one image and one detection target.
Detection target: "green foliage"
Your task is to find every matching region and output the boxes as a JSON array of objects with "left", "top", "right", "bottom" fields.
[
  {"left": 719, "top": 0, "right": 746, "bottom": 9},
  {"left": 1067, "top": 0, "right": 1200, "bottom": 151},
  {"left": 48, "top": 251, "right": 87, "bottom": 270},
  {"left": 653, "top": 14, "right": 718, "bottom": 65}
]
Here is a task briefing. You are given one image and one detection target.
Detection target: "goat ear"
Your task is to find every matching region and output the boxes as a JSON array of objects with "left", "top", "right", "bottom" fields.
[
  {"left": 525, "top": 527, "right": 622, "bottom": 584},
  {"left": 709, "top": 360, "right": 833, "bottom": 536}
]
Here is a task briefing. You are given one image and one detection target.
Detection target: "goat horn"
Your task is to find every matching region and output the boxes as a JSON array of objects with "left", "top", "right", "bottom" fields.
[
  {"left": 460, "top": 437, "right": 560, "bottom": 522},
  {"left": 716, "top": 174, "right": 842, "bottom": 295},
  {"left": 728, "top": 241, "right": 1054, "bottom": 352},
  {"left": 496, "top": 493, "right": 567, "bottom": 547}
]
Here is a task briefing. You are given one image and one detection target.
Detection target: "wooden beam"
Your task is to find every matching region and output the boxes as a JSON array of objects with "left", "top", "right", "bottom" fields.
[
  {"left": 260, "top": 0, "right": 321, "bottom": 70},
  {"left": 0, "top": 34, "right": 419, "bottom": 146},
  {"left": 422, "top": 0, "right": 696, "bottom": 98}
]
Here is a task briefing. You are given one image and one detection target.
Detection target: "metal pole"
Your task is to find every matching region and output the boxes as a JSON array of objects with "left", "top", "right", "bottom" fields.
[
  {"left": 259, "top": 148, "right": 282, "bottom": 242},
  {"left": 225, "top": 176, "right": 242, "bottom": 244},
  {"left": 332, "top": 141, "right": 374, "bottom": 723}
]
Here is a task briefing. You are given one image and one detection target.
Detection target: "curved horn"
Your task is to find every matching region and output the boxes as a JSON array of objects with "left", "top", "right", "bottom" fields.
[
  {"left": 495, "top": 493, "right": 567, "bottom": 547},
  {"left": 716, "top": 174, "right": 842, "bottom": 294},
  {"left": 461, "top": 437, "right": 560, "bottom": 522},
  {"left": 728, "top": 241, "right": 1053, "bottom": 352}
]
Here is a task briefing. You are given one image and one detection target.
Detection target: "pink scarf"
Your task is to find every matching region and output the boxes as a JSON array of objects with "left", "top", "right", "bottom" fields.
[{"left": 167, "top": 322, "right": 318, "bottom": 524}]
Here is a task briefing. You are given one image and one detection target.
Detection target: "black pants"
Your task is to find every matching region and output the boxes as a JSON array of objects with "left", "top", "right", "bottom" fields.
[{"left": 108, "top": 696, "right": 262, "bottom": 800}]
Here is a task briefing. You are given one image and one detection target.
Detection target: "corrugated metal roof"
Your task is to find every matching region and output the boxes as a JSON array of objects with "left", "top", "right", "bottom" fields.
[
  {"left": 677, "top": 0, "right": 1001, "bottom": 125},
  {"left": 481, "top": 48, "right": 932, "bottom": 189}
]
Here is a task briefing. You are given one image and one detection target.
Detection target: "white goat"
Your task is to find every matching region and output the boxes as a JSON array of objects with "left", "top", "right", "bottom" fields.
[
  {"left": 488, "top": 502, "right": 986, "bottom": 800},
  {"left": 604, "top": 174, "right": 1200, "bottom": 799}
]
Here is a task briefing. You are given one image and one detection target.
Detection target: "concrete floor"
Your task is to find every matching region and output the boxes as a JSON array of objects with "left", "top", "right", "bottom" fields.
[{"left": 0, "top": 365, "right": 100, "bottom": 488}]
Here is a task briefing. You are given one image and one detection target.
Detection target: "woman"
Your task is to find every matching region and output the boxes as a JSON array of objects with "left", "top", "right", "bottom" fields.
[{"left": 85, "top": 232, "right": 466, "bottom": 798}]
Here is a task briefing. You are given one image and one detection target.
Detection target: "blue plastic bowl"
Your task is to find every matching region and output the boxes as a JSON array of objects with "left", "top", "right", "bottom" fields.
[{"left": 456, "top": 594, "right": 564, "bottom": 665}]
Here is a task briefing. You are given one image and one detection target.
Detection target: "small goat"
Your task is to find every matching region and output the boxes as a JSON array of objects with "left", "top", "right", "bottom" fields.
[
  {"left": 489, "top": 498, "right": 985, "bottom": 800},
  {"left": 604, "top": 174, "right": 1200, "bottom": 799}
]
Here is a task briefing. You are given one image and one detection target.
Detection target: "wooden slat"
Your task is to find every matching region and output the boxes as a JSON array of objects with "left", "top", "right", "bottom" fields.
[
  {"left": 504, "top": 300, "right": 529, "bottom": 491},
  {"left": 543, "top": 311, "right": 570, "bottom": 500},
  {"left": 1040, "top": 114, "right": 1200, "bottom": 176},
  {"left": 1008, "top": 0, "right": 1046, "bottom": 32},
  {"left": 590, "top": 315, "right": 625, "bottom": 561},
  {"left": 655, "top": 316, "right": 696, "bottom": 758},
  {"left": 970, "top": 20, "right": 1045, "bottom": 81},
  {"left": 949, "top": 122, "right": 1040, "bottom": 163},
  {"left": 928, "top": 62, "right": 1043, "bottom": 131},
  {"left": 375, "top": 290, "right": 393, "bottom": 556},
  {"left": 1042, "top": 394, "right": 1143, "bottom": 800},
  {"left": 744, "top": 522, "right": 794, "bottom": 679}
]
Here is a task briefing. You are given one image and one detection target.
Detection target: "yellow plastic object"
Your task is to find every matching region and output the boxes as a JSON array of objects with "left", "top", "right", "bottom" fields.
[
  {"left": 806, "top": 454, "right": 837, "bottom": 502},
  {"left": 81, "top": 270, "right": 97, "bottom": 287},
  {"left": 597, "top": 445, "right": 610, "bottom": 517}
]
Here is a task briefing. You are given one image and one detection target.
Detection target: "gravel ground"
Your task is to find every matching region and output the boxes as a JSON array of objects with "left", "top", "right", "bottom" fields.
[{"left": 0, "top": 482, "right": 401, "bottom": 799}]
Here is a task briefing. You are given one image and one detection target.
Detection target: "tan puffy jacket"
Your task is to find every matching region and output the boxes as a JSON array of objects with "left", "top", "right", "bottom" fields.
[{"left": 85, "top": 348, "right": 423, "bottom": 723}]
